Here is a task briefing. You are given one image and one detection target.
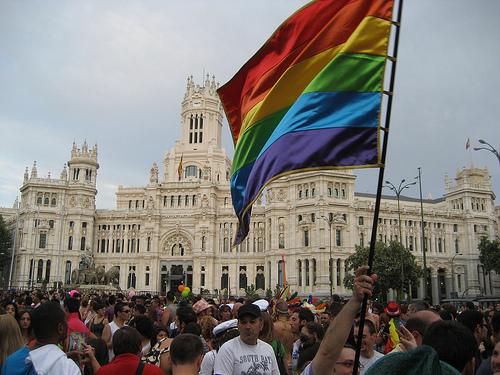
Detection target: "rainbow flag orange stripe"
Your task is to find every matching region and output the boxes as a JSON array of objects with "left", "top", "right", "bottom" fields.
[{"left": 218, "top": 0, "right": 394, "bottom": 244}]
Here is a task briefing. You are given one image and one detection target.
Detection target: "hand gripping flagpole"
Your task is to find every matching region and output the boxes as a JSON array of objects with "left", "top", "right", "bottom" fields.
[{"left": 352, "top": 0, "right": 404, "bottom": 374}]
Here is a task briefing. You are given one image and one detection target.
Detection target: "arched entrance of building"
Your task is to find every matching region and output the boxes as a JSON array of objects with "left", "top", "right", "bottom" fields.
[{"left": 160, "top": 261, "right": 193, "bottom": 293}]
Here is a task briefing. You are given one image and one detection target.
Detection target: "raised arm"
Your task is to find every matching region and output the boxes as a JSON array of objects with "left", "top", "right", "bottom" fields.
[{"left": 311, "top": 266, "right": 376, "bottom": 374}]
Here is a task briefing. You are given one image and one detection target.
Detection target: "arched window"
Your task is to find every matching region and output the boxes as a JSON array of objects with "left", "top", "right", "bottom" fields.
[
  {"left": 305, "top": 259, "right": 310, "bottom": 286},
  {"left": 185, "top": 165, "right": 198, "bottom": 178},
  {"left": 44, "top": 197, "right": 49, "bottom": 205},
  {"left": 312, "top": 259, "right": 316, "bottom": 286},
  {"left": 37, "top": 259, "right": 44, "bottom": 282},
  {"left": 297, "top": 260, "right": 302, "bottom": 287},
  {"left": 239, "top": 266, "right": 247, "bottom": 290},
  {"left": 64, "top": 261, "right": 72, "bottom": 284},
  {"left": 45, "top": 260, "right": 51, "bottom": 282},
  {"left": 256, "top": 266, "right": 265, "bottom": 290},
  {"left": 49, "top": 220, "right": 54, "bottom": 229},
  {"left": 178, "top": 195, "right": 181, "bottom": 206},
  {"left": 80, "top": 237, "right": 86, "bottom": 251},
  {"left": 185, "top": 195, "right": 189, "bottom": 206},
  {"left": 201, "top": 236, "right": 206, "bottom": 251},
  {"left": 51, "top": 197, "right": 57, "bottom": 206},
  {"left": 336, "top": 259, "right": 341, "bottom": 286},
  {"left": 127, "top": 266, "right": 136, "bottom": 289},
  {"left": 68, "top": 236, "right": 73, "bottom": 250},
  {"left": 221, "top": 266, "right": 229, "bottom": 290},
  {"left": 37, "top": 196, "right": 42, "bottom": 205}
]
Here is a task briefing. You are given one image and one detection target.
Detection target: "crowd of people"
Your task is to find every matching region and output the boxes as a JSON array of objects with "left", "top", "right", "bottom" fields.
[{"left": 0, "top": 268, "right": 499, "bottom": 375}]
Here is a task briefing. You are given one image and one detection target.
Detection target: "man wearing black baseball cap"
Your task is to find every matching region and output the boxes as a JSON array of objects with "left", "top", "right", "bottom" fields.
[{"left": 214, "top": 303, "right": 279, "bottom": 374}]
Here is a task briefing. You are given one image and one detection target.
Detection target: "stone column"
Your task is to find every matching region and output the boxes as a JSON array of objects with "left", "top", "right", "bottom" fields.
[
  {"left": 340, "top": 259, "right": 345, "bottom": 294},
  {"left": 417, "top": 278, "right": 425, "bottom": 300},
  {"left": 309, "top": 261, "right": 314, "bottom": 289},
  {"left": 431, "top": 269, "right": 439, "bottom": 305},
  {"left": 302, "top": 260, "right": 307, "bottom": 292},
  {"left": 445, "top": 273, "right": 453, "bottom": 299}
]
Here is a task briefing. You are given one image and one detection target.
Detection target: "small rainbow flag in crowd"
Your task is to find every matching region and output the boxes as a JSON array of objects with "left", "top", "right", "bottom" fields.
[{"left": 218, "top": 0, "right": 394, "bottom": 244}]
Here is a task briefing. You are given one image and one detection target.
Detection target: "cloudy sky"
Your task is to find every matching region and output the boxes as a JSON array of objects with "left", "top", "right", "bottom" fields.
[{"left": 1, "top": 0, "right": 499, "bottom": 209}]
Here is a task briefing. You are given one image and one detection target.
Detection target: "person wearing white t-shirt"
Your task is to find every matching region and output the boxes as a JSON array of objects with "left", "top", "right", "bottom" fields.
[
  {"left": 354, "top": 319, "right": 384, "bottom": 375},
  {"left": 214, "top": 304, "right": 279, "bottom": 375}
]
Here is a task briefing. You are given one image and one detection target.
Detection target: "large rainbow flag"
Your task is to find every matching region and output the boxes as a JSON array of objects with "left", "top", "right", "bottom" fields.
[{"left": 218, "top": 0, "right": 394, "bottom": 244}]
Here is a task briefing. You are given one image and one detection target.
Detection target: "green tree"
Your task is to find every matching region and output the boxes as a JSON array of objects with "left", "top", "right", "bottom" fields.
[
  {"left": 245, "top": 284, "right": 260, "bottom": 300},
  {"left": 478, "top": 237, "right": 500, "bottom": 274},
  {"left": 0, "top": 215, "right": 13, "bottom": 286},
  {"left": 344, "top": 241, "right": 422, "bottom": 302}
]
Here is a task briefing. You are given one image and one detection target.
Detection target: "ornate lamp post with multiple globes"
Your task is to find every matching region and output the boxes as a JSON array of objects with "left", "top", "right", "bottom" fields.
[{"left": 384, "top": 178, "right": 416, "bottom": 298}]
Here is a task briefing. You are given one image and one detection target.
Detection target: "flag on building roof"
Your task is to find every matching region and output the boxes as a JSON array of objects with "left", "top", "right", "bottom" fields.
[
  {"left": 177, "top": 155, "right": 183, "bottom": 181},
  {"left": 465, "top": 137, "right": 470, "bottom": 150},
  {"left": 218, "top": 0, "right": 394, "bottom": 244}
]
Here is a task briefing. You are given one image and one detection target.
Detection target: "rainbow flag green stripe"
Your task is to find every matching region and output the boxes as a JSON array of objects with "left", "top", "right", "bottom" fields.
[{"left": 232, "top": 52, "right": 386, "bottom": 175}]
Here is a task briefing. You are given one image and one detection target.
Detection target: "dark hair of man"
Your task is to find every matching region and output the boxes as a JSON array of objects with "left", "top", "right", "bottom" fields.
[
  {"left": 405, "top": 315, "right": 430, "bottom": 336},
  {"left": 439, "top": 310, "right": 453, "bottom": 321},
  {"left": 457, "top": 310, "right": 483, "bottom": 334},
  {"left": 134, "top": 304, "right": 146, "bottom": 315},
  {"left": 422, "top": 320, "right": 477, "bottom": 373},
  {"left": 107, "top": 295, "right": 116, "bottom": 306},
  {"left": 490, "top": 311, "right": 500, "bottom": 338},
  {"left": 183, "top": 322, "right": 202, "bottom": 336},
  {"left": 129, "top": 315, "right": 154, "bottom": 342},
  {"left": 170, "top": 333, "right": 203, "bottom": 366},
  {"left": 31, "top": 301, "right": 66, "bottom": 342},
  {"left": 298, "top": 307, "right": 315, "bottom": 323},
  {"left": 440, "top": 303, "right": 457, "bottom": 319},
  {"left": 410, "top": 300, "right": 429, "bottom": 312},
  {"left": 305, "top": 322, "right": 325, "bottom": 340},
  {"left": 64, "top": 297, "right": 80, "bottom": 313},
  {"left": 329, "top": 302, "right": 343, "bottom": 317},
  {"left": 177, "top": 306, "right": 197, "bottom": 326},
  {"left": 113, "top": 327, "right": 142, "bottom": 356},
  {"left": 114, "top": 302, "right": 128, "bottom": 317},
  {"left": 93, "top": 300, "right": 105, "bottom": 311},
  {"left": 297, "top": 342, "right": 321, "bottom": 373},
  {"left": 355, "top": 318, "right": 376, "bottom": 335},
  {"left": 465, "top": 301, "right": 476, "bottom": 310},
  {"left": 400, "top": 304, "right": 408, "bottom": 314}
]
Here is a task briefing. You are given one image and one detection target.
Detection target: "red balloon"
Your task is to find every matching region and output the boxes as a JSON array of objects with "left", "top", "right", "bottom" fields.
[{"left": 178, "top": 284, "right": 185, "bottom": 292}]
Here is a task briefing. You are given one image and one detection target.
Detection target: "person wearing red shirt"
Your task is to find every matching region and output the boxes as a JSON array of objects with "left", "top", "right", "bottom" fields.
[
  {"left": 95, "top": 327, "right": 163, "bottom": 375},
  {"left": 64, "top": 297, "right": 96, "bottom": 352}
]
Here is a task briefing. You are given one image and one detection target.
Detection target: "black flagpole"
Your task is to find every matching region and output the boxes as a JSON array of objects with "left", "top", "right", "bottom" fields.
[{"left": 352, "top": 0, "right": 404, "bottom": 374}]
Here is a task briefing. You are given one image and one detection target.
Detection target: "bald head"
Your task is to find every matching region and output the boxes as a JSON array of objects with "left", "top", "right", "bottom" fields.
[{"left": 405, "top": 310, "right": 441, "bottom": 346}]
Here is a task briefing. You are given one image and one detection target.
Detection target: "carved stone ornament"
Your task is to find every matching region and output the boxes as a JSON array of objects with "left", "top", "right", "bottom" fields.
[
  {"left": 150, "top": 162, "right": 159, "bottom": 184},
  {"left": 164, "top": 233, "right": 192, "bottom": 255}
]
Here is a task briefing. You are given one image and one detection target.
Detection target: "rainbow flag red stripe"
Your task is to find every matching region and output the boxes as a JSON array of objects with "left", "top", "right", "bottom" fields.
[{"left": 218, "top": 0, "right": 394, "bottom": 244}]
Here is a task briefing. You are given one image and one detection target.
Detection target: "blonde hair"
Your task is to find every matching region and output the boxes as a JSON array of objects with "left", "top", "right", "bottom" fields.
[{"left": 0, "top": 314, "right": 24, "bottom": 366}]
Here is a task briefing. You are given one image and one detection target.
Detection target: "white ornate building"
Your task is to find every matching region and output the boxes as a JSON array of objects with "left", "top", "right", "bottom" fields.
[{"left": 3, "top": 76, "right": 499, "bottom": 304}]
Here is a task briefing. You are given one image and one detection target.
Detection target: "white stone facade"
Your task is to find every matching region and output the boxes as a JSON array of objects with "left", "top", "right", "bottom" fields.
[{"left": 3, "top": 76, "right": 499, "bottom": 304}]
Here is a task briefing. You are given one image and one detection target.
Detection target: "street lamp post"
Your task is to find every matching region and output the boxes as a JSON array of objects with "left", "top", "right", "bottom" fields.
[
  {"left": 319, "top": 215, "right": 333, "bottom": 300},
  {"left": 450, "top": 253, "right": 462, "bottom": 297},
  {"left": 417, "top": 168, "right": 429, "bottom": 300},
  {"left": 384, "top": 178, "right": 416, "bottom": 299},
  {"left": 474, "top": 139, "right": 500, "bottom": 166}
]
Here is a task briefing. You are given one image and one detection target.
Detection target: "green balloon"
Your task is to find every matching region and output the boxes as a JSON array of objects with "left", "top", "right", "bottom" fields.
[{"left": 181, "top": 287, "right": 190, "bottom": 297}]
